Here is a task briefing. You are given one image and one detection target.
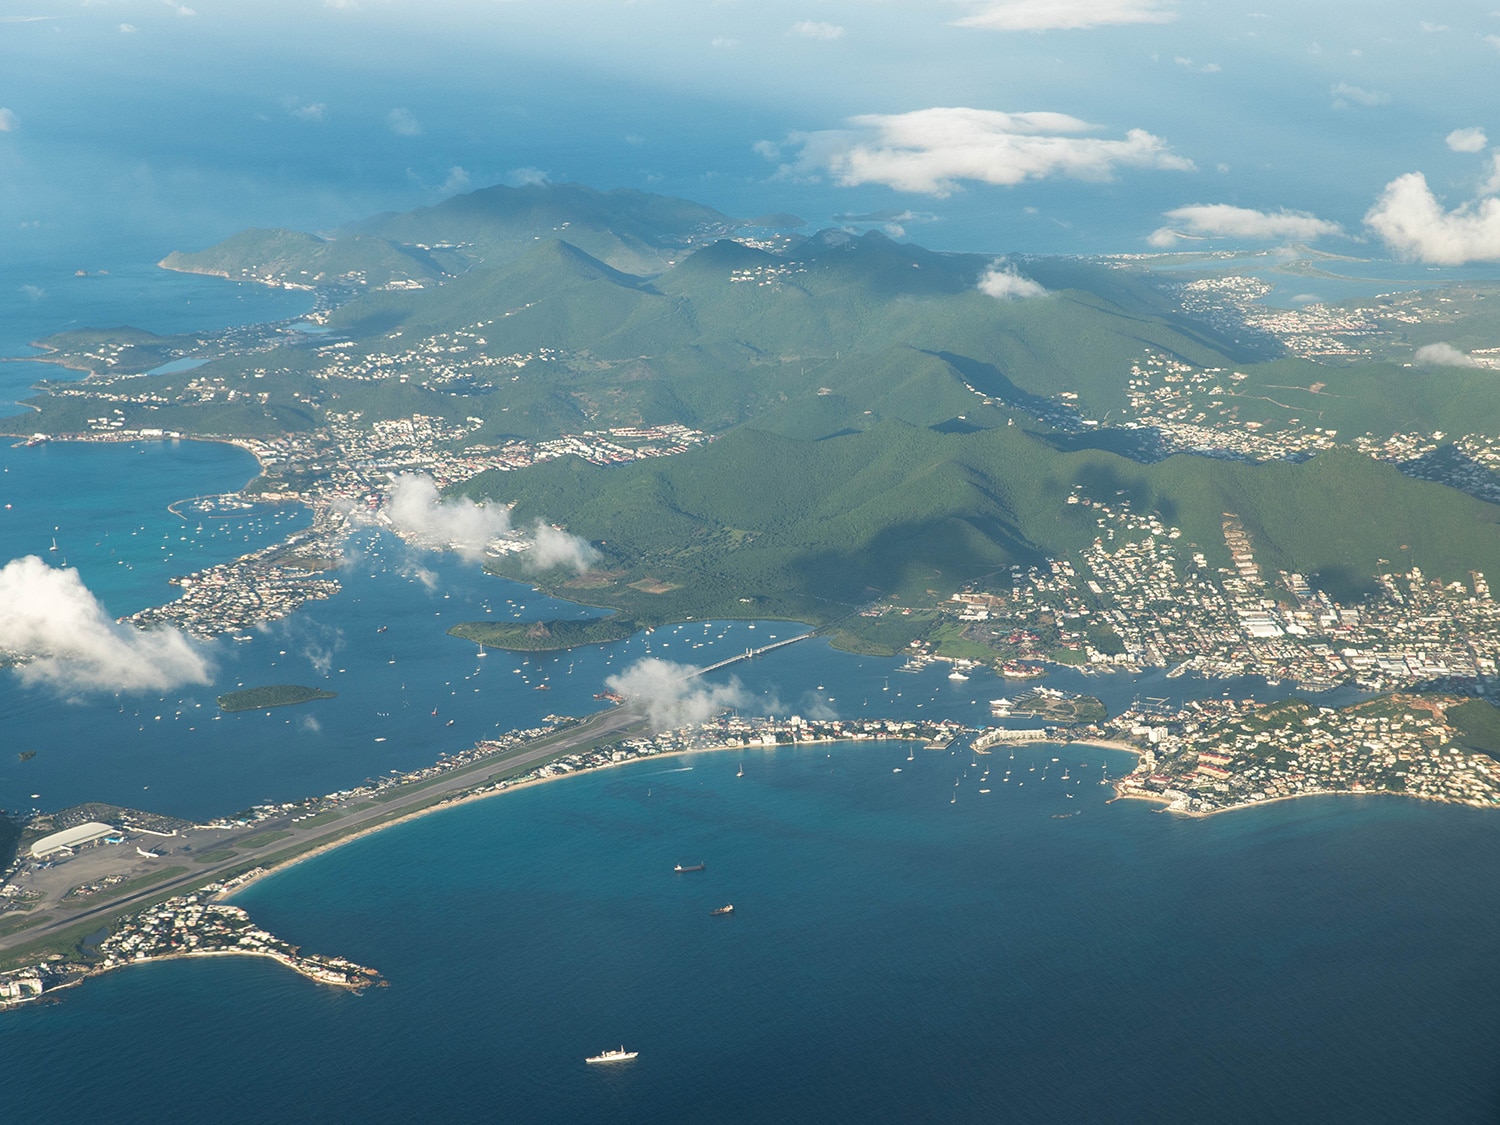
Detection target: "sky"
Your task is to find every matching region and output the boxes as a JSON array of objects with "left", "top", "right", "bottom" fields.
[{"left": 2, "top": 0, "right": 1500, "bottom": 263}]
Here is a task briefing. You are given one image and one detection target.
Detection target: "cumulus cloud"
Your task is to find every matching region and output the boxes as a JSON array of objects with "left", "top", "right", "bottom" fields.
[
  {"left": 526, "top": 521, "right": 599, "bottom": 573},
  {"left": 978, "top": 261, "right": 1047, "bottom": 299},
  {"left": 381, "top": 474, "right": 595, "bottom": 573},
  {"left": 711, "top": 36, "right": 739, "bottom": 48},
  {"left": 1148, "top": 203, "right": 1343, "bottom": 247},
  {"left": 790, "top": 20, "right": 845, "bottom": 39},
  {"left": 385, "top": 474, "right": 513, "bottom": 561},
  {"left": 1447, "top": 127, "right": 1488, "bottom": 153},
  {"left": 388, "top": 107, "right": 422, "bottom": 136},
  {"left": 1365, "top": 172, "right": 1500, "bottom": 264},
  {"left": 1481, "top": 154, "right": 1500, "bottom": 197},
  {"left": 289, "top": 102, "right": 326, "bottom": 122},
  {"left": 119, "top": 23, "right": 138, "bottom": 33},
  {"left": 441, "top": 166, "right": 471, "bottom": 194},
  {"left": 506, "top": 166, "right": 548, "bottom": 187},
  {"left": 605, "top": 657, "right": 749, "bottom": 731},
  {"left": 1173, "top": 56, "right": 1221, "bottom": 74},
  {"left": 768, "top": 107, "right": 1192, "bottom": 196},
  {"left": 954, "top": 0, "right": 1175, "bottom": 30},
  {"left": 0, "top": 556, "right": 212, "bottom": 695},
  {"left": 1331, "top": 82, "right": 1390, "bottom": 110},
  {"left": 1414, "top": 342, "right": 1482, "bottom": 368},
  {"left": 0, "top": 108, "right": 18, "bottom": 132}
]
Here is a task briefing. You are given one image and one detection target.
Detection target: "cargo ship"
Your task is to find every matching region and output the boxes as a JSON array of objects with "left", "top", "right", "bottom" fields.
[
  {"left": 673, "top": 862, "right": 705, "bottom": 873},
  {"left": 710, "top": 904, "right": 734, "bottom": 916}
]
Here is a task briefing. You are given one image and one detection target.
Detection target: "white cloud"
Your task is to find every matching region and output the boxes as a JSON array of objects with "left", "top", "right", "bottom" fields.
[
  {"left": 385, "top": 473, "right": 512, "bottom": 561},
  {"left": 0, "top": 556, "right": 212, "bottom": 695},
  {"left": 711, "top": 36, "right": 739, "bottom": 48},
  {"left": 164, "top": 1, "right": 196, "bottom": 15},
  {"left": 0, "top": 108, "right": 18, "bottom": 132},
  {"left": 19, "top": 284, "right": 44, "bottom": 300},
  {"left": 1485, "top": 34, "right": 1500, "bottom": 52},
  {"left": 1415, "top": 342, "right": 1481, "bottom": 367},
  {"left": 1173, "top": 56, "right": 1221, "bottom": 73},
  {"left": 1447, "top": 127, "right": 1489, "bottom": 154},
  {"left": 1331, "top": 82, "right": 1390, "bottom": 109},
  {"left": 1148, "top": 203, "right": 1343, "bottom": 246},
  {"left": 770, "top": 107, "right": 1192, "bottom": 196},
  {"left": 1420, "top": 21, "right": 1448, "bottom": 32},
  {"left": 526, "top": 521, "right": 599, "bottom": 573},
  {"left": 382, "top": 474, "right": 595, "bottom": 573},
  {"left": 978, "top": 261, "right": 1047, "bottom": 299},
  {"left": 388, "top": 107, "right": 422, "bottom": 136},
  {"left": 1365, "top": 172, "right": 1500, "bottom": 264},
  {"left": 954, "top": 0, "right": 1175, "bottom": 31},
  {"left": 790, "top": 20, "right": 845, "bottom": 39},
  {"left": 441, "top": 165, "right": 470, "bottom": 194},
  {"left": 119, "top": 23, "right": 138, "bottom": 33},
  {"left": 290, "top": 102, "right": 326, "bottom": 122},
  {"left": 604, "top": 657, "right": 749, "bottom": 731},
  {"left": 506, "top": 166, "right": 548, "bottom": 186},
  {"left": 1481, "top": 153, "right": 1500, "bottom": 196}
]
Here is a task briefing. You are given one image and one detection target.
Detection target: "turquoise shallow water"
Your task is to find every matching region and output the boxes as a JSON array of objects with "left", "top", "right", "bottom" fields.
[{"left": 3, "top": 742, "right": 1498, "bottom": 1123}]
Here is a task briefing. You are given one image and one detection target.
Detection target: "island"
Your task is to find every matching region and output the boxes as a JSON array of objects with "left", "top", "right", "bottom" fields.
[
  {"left": 448, "top": 616, "right": 640, "bottom": 651},
  {"left": 216, "top": 685, "right": 339, "bottom": 712},
  {"left": 6, "top": 181, "right": 1500, "bottom": 1012}
]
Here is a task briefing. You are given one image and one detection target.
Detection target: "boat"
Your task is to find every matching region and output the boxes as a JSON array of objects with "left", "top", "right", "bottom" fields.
[
  {"left": 674, "top": 862, "right": 705, "bottom": 873},
  {"left": 585, "top": 1046, "right": 638, "bottom": 1064},
  {"left": 948, "top": 670, "right": 970, "bottom": 681},
  {"left": 710, "top": 904, "right": 734, "bottom": 916},
  {"left": 736, "top": 763, "right": 744, "bottom": 778}
]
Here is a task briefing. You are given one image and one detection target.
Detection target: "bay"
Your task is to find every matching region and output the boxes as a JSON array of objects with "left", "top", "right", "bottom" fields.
[{"left": 2, "top": 740, "right": 1497, "bottom": 1123}]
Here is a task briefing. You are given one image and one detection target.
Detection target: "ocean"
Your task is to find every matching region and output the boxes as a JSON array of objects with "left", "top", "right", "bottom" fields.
[
  {"left": 3, "top": 743, "right": 1498, "bottom": 1123},
  {"left": 1, "top": 257, "right": 1498, "bottom": 1123}
]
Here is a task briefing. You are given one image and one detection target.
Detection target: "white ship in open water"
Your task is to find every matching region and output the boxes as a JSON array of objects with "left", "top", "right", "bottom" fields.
[{"left": 585, "top": 1046, "right": 638, "bottom": 1064}]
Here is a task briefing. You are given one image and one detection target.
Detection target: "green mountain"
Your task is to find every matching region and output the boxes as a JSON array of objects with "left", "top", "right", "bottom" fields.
[
  {"left": 21, "top": 180, "right": 1500, "bottom": 631},
  {"left": 342, "top": 181, "right": 738, "bottom": 274},
  {"left": 161, "top": 182, "right": 742, "bottom": 289},
  {"left": 160, "top": 228, "right": 447, "bottom": 289},
  {"left": 463, "top": 418, "right": 1500, "bottom": 621}
]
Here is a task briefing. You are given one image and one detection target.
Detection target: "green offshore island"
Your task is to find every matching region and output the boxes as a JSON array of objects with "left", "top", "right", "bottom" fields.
[{"left": 216, "top": 685, "right": 339, "bottom": 712}]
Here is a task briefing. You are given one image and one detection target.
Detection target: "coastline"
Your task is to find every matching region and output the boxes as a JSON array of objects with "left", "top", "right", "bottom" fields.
[
  {"left": 1061, "top": 737, "right": 1498, "bottom": 820},
  {"left": 220, "top": 734, "right": 852, "bottom": 900},
  {"left": 60, "top": 946, "right": 375, "bottom": 998}
]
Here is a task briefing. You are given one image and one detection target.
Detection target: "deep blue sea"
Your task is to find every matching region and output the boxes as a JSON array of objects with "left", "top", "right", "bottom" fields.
[{"left": 1, "top": 260, "right": 1498, "bottom": 1122}]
